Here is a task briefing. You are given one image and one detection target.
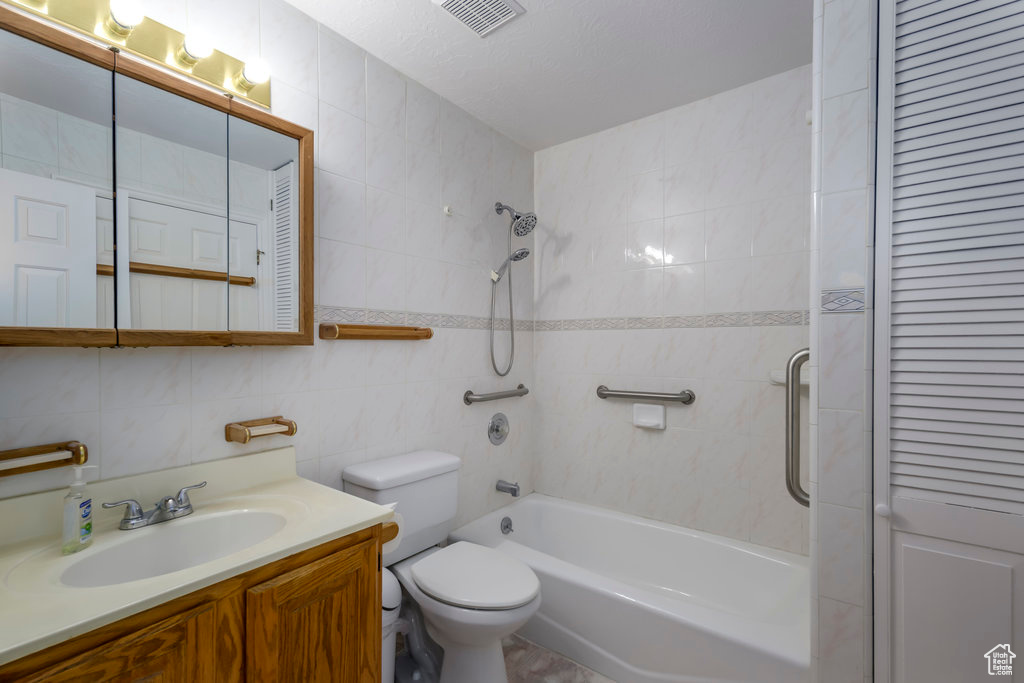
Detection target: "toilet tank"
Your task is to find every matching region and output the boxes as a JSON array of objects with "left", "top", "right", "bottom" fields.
[{"left": 342, "top": 451, "right": 460, "bottom": 565}]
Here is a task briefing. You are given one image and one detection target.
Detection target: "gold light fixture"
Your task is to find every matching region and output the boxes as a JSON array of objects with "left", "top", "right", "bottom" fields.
[
  {"left": 234, "top": 57, "right": 270, "bottom": 91},
  {"left": 104, "top": 0, "right": 143, "bottom": 36},
  {"left": 2, "top": 0, "right": 271, "bottom": 108}
]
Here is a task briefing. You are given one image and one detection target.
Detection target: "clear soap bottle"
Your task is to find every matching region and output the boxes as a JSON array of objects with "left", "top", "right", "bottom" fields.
[{"left": 62, "top": 465, "right": 97, "bottom": 555}]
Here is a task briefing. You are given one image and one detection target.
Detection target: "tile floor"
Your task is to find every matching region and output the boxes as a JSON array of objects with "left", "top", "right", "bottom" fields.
[{"left": 503, "top": 634, "right": 615, "bottom": 682}]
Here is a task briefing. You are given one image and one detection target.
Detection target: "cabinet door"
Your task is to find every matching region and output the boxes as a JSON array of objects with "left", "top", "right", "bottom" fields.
[
  {"left": 246, "top": 538, "right": 380, "bottom": 683},
  {"left": 23, "top": 603, "right": 216, "bottom": 682}
]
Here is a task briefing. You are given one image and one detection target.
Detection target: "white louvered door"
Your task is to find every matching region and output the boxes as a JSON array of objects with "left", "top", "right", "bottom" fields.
[
  {"left": 875, "top": 0, "right": 1024, "bottom": 681},
  {"left": 271, "top": 163, "right": 298, "bottom": 331}
]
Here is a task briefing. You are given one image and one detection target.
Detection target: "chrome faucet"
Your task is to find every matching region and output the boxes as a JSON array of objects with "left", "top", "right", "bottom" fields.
[
  {"left": 496, "top": 479, "right": 520, "bottom": 497},
  {"left": 103, "top": 481, "right": 207, "bottom": 530}
]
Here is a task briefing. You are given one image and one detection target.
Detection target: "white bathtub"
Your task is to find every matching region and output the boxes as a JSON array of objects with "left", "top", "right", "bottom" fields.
[{"left": 451, "top": 494, "right": 809, "bottom": 683}]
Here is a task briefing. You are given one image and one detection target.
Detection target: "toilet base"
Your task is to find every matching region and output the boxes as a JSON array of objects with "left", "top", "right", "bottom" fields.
[{"left": 436, "top": 639, "right": 507, "bottom": 683}]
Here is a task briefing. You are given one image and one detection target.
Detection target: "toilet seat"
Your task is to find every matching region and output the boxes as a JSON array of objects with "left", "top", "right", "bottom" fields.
[{"left": 410, "top": 541, "right": 539, "bottom": 610}]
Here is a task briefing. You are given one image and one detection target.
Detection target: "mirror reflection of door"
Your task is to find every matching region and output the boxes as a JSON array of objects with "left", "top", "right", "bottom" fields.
[
  {"left": 228, "top": 116, "right": 300, "bottom": 333},
  {"left": 114, "top": 74, "right": 229, "bottom": 332},
  {"left": 125, "top": 198, "right": 228, "bottom": 330},
  {"left": 0, "top": 27, "right": 113, "bottom": 329},
  {"left": 113, "top": 76, "right": 301, "bottom": 333}
]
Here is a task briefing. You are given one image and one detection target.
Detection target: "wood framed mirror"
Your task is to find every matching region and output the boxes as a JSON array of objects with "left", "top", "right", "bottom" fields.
[{"left": 0, "top": 5, "right": 313, "bottom": 347}]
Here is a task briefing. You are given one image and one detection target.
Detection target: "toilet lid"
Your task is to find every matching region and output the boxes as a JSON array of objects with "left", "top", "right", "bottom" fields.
[{"left": 411, "top": 542, "right": 539, "bottom": 610}]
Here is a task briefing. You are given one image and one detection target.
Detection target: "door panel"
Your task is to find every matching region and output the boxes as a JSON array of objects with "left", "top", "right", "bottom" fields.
[
  {"left": 0, "top": 168, "right": 97, "bottom": 327},
  {"left": 892, "top": 532, "right": 1024, "bottom": 682}
]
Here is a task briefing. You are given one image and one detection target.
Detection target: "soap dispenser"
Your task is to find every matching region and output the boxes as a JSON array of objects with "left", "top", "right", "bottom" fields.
[{"left": 62, "top": 465, "right": 98, "bottom": 555}]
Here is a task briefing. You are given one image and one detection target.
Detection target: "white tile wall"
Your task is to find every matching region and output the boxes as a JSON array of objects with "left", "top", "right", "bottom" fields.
[
  {"left": 0, "top": 1, "right": 535, "bottom": 529},
  {"left": 810, "top": 0, "right": 876, "bottom": 678},
  {"left": 532, "top": 66, "right": 813, "bottom": 555}
]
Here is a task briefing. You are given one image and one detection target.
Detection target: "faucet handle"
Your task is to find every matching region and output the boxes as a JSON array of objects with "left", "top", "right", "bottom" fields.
[
  {"left": 175, "top": 481, "right": 207, "bottom": 508},
  {"left": 102, "top": 499, "right": 144, "bottom": 521}
]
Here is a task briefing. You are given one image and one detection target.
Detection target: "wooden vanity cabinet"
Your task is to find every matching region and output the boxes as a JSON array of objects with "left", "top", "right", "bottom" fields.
[
  {"left": 0, "top": 526, "right": 383, "bottom": 683},
  {"left": 247, "top": 535, "right": 379, "bottom": 682},
  {"left": 21, "top": 603, "right": 218, "bottom": 682}
]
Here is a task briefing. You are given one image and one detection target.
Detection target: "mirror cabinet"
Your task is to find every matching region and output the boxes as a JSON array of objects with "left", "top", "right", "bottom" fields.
[{"left": 0, "top": 8, "right": 313, "bottom": 346}]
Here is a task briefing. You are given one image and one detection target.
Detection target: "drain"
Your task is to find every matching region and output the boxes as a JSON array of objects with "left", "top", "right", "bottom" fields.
[{"left": 500, "top": 516, "right": 513, "bottom": 534}]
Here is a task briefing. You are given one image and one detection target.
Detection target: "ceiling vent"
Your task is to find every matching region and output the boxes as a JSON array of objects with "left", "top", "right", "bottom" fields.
[{"left": 432, "top": 0, "right": 526, "bottom": 37}]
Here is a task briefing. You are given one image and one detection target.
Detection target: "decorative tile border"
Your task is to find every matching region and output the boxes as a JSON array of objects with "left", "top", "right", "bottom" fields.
[
  {"left": 753, "top": 310, "right": 808, "bottom": 326},
  {"left": 663, "top": 315, "right": 705, "bottom": 328},
  {"left": 315, "top": 306, "right": 810, "bottom": 332},
  {"left": 535, "top": 309, "right": 809, "bottom": 332},
  {"left": 705, "top": 312, "right": 752, "bottom": 328},
  {"left": 626, "top": 316, "right": 663, "bottom": 329},
  {"left": 366, "top": 309, "right": 406, "bottom": 325},
  {"left": 317, "top": 306, "right": 533, "bottom": 331},
  {"left": 317, "top": 306, "right": 367, "bottom": 323},
  {"left": 821, "top": 289, "right": 865, "bottom": 313}
]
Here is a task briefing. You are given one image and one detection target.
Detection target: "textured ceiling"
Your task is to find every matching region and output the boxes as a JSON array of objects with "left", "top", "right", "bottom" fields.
[{"left": 285, "top": 0, "right": 812, "bottom": 150}]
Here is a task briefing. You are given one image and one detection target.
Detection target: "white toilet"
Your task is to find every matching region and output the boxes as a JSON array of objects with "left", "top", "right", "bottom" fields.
[{"left": 343, "top": 451, "right": 540, "bottom": 683}]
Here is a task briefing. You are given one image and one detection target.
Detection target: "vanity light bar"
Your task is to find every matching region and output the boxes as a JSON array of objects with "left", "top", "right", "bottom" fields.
[{"left": 1, "top": 0, "right": 271, "bottom": 108}]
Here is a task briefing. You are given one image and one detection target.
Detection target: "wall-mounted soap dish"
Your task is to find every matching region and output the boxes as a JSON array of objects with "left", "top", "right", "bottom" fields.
[{"left": 225, "top": 416, "right": 298, "bottom": 444}]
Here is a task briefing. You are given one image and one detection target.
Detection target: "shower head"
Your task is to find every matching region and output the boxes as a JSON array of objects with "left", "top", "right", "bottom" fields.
[
  {"left": 495, "top": 202, "right": 538, "bottom": 237},
  {"left": 512, "top": 212, "right": 537, "bottom": 236},
  {"left": 491, "top": 247, "right": 530, "bottom": 283}
]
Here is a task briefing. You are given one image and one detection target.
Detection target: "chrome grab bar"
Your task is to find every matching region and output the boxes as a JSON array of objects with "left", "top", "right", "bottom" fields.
[
  {"left": 786, "top": 348, "right": 810, "bottom": 507},
  {"left": 595, "top": 385, "right": 696, "bottom": 405},
  {"left": 464, "top": 384, "right": 529, "bottom": 405}
]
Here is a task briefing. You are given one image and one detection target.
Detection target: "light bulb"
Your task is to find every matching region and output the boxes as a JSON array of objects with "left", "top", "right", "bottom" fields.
[
  {"left": 107, "top": 0, "right": 144, "bottom": 33},
  {"left": 183, "top": 33, "right": 214, "bottom": 60},
  {"left": 241, "top": 58, "right": 270, "bottom": 86},
  {"left": 177, "top": 32, "right": 214, "bottom": 66}
]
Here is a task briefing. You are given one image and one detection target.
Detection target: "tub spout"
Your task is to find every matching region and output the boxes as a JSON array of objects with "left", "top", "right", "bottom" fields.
[{"left": 496, "top": 479, "right": 520, "bottom": 497}]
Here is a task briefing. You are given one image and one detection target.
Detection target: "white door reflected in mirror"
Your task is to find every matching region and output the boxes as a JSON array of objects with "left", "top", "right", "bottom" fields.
[{"left": 0, "top": 168, "right": 97, "bottom": 327}]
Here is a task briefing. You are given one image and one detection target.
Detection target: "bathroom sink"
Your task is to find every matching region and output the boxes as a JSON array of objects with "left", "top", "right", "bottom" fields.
[{"left": 60, "top": 510, "right": 287, "bottom": 587}]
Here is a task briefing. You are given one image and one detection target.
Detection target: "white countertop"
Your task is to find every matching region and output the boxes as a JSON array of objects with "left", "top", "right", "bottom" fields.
[{"left": 0, "top": 447, "right": 391, "bottom": 665}]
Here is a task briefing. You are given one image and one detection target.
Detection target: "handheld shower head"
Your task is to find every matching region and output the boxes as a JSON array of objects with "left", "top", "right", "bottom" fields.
[
  {"left": 510, "top": 247, "right": 531, "bottom": 262},
  {"left": 491, "top": 248, "right": 530, "bottom": 283},
  {"left": 495, "top": 202, "right": 538, "bottom": 237}
]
